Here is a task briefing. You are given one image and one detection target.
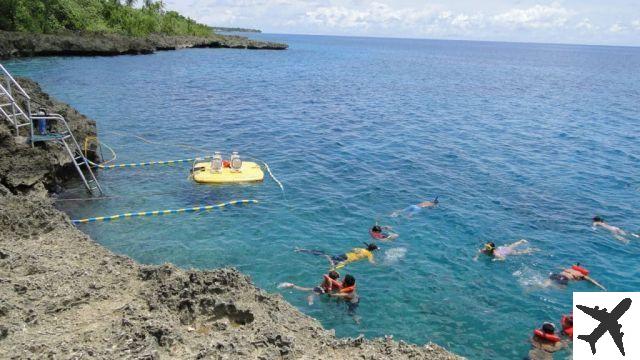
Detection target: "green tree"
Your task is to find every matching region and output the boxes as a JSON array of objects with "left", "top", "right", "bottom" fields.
[{"left": 0, "top": 0, "right": 212, "bottom": 37}]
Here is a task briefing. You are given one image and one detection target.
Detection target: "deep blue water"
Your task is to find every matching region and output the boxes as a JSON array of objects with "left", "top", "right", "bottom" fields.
[{"left": 5, "top": 34, "right": 640, "bottom": 359}]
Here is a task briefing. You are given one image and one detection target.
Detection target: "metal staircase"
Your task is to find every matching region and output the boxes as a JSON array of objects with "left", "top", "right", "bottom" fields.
[{"left": 0, "top": 63, "right": 103, "bottom": 196}]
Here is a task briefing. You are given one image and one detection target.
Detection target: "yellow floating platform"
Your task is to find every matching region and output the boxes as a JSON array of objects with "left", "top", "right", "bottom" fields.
[{"left": 192, "top": 161, "right": 264, "bottom": 184}]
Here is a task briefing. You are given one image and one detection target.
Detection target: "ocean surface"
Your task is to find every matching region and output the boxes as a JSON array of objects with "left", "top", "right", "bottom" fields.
[{"left": 5, "top": 34, "right": 640, "bottom": 359}]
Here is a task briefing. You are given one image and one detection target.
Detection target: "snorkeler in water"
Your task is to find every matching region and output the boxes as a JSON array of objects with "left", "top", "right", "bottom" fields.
[
  {"left": 327, "top": 274, "right": 360, "bottom": 319},
  {"left": 390, "top": 196, "right": 439, "bottom": 218},
  {"left": 526, "top": 322, "right": 568, "bottom": 360},
  {"left": 592, "top": 216, "right": 638, "bottom": 243},
  {"left": 369, "top": 223, "right": 399, "bottom": 241},
  {"left": 474, "top": 239, "right": 538, "bottom": 261},
  {"left": 278, "top": 270, "right": 342, "bottom": 305},
  {"left": 544, "top": 263, "right": 606, "bottom": 291},
  {"left": 295, "top": 243, "right": 379, "bottom": 269}
]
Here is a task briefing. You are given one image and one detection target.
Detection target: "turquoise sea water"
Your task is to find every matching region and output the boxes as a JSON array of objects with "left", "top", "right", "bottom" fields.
[{"left": 5, "top": 34, "right": 640, "bottom": 359}]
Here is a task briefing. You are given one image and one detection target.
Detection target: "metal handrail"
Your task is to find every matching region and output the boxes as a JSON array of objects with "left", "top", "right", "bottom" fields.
[
  {"left": 0, "top": 65, "right": 102, "bottom": 195},
  {"left": 0, "top": 82, "right": 31, "bottom": 119},
  {"left": 0, "top": 63, "right": 30, "bottom": 100}
]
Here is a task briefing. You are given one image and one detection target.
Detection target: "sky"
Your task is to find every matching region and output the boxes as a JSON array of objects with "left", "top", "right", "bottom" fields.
[{"left": 164, "top": 1, "right": 640, "bottom": 46}]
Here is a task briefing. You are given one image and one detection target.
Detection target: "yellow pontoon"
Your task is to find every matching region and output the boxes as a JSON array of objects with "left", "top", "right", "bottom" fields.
[{"left": 192, "top": 159, "right": 264, "bottom": 184}]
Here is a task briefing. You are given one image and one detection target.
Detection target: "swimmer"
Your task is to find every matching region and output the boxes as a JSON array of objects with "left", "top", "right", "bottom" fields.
[
  {"left": 545, "top": 263, "right": 606, "bottom": 291},
  {"left": 295, "top": 243, "right": 379, "bottom": 269},
  {"left": 390, "top": 196, "right": 439, "bottom": 218},
  {"left": 327, "top": 274, "right": 360, "bottom": 319},
  {"left": 560, "top": 313, "right": 573, "bottom": 339},
  {"left": 474, "top": 239, "right": 537, "bottom": 261},
  {"left": 278, "top": 270, "right": 342, "bottom": 305},
  {"left": 369, "top": 223, "right": 399, "bottom": 241},
  {"left": 592, "top": 216, "right": 638, "bottom": 243},
  {"left": 527, "top": 322, "right": 567, "bottom": 360}
]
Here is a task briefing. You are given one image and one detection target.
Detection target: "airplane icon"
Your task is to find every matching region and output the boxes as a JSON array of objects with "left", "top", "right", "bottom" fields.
[{"left": 577, "top": 297, "right": 631, "bottom": 356}]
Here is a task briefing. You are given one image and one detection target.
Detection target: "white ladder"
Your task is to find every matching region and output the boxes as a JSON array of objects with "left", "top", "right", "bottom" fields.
[
  {"left": 0, "top": 63, "right": 103, "bottom": 196},
  {"left": 0, "top": 64, "right": 32, "bottom": 135}
]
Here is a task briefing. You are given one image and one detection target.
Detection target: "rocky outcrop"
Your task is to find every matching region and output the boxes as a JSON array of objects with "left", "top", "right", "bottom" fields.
[
  {"left": 0, "top": 78, "right": 97, "bottom": 195},
  {"left": 0, "top": 31, "right": 287, "bottom": 59},
  {"left": 0, "top": 79, "right": 461, "bottom": 359},
  {"left": 146, "top": 34, "right": 286, "bottom": 51}
]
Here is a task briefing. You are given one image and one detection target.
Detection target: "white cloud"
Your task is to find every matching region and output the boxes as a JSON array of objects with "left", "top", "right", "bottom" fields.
[
  {"left": 576, "top": 18, "right": 595, "bottom": 31},
  {"left": 302, "top": 3, "right": 485, "bottom": 36},
  {"left": 609, "top": 23, "right": 625, "bottom": 33},
  {"left": 304, "top": 3, "right": 437, "bottom": 31},
  {"left": 632, "top": 20, "right": 640, "bottom": 31},
  {"left": 492, "top": 4, "right": 570, "bottom": 29}
]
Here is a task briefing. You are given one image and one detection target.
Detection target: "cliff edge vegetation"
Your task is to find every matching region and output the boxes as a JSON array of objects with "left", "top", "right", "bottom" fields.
[
  {"left": 0, "top": 1, "right": 287, "bottom": 58},
  {"left": 0, "top": 0, "right": 212, "bottom": 37}
]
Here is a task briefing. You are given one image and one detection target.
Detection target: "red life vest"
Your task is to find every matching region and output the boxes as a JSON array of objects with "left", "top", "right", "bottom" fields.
[
  {"left": 561, "top": 315, "right": 573, "bottom": 339},
  {"left": 533, "top": 329, "right": 561, "bottom": 343},
  {"left": 572, "top": 265, "right": 589, "bottom": 276}
]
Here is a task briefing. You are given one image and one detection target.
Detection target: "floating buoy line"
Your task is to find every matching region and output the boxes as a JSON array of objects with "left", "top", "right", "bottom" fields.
[
  {"left": 88, "top": 156, "right": 211, "bottom": 169},
  {"left": 71, "top": 200, "right": 258, "bottom": 224}
]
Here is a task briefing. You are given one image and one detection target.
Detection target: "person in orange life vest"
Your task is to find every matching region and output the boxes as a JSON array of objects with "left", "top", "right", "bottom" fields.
[
  {"left": 560, "top": 313, "right": 573, "bottom": 339},
  {"left": 278, "top": 270, "right": 343, "bottom": 305},
  {"left": 545, "top": 263, "right": 606, "bottom": 290},
  {"left": 327, "top": 274, "right": 359, "bottom": 314},
  {"left": 527, "top": 322, "right": 567, "bottom": 360}
]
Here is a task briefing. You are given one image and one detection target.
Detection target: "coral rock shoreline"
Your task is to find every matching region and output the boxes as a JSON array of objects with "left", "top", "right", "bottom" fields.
[
  {"left": 0, "top": 78, "right": 462, "bottom": 359},
  {"left": 0, "top": 30, "right": 288, "bottom": 59}
]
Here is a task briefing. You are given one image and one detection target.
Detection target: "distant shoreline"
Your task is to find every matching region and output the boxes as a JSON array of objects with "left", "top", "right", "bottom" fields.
[
  {"left": 0, "top": 30, "right": 287, "bottom": 59},
  {"left": 213, "top": 27, "right": 262, "bottom": 33}
]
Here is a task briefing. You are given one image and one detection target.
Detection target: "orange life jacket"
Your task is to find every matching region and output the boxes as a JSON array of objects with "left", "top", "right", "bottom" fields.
[
  {"left": 561, "top": 315, "right": 573, "bottom": 339},
  {"left": 533, "top": 329, "right": 561, "bottom": 343},
  {"left": 572, "top": 265, "right": 589, "bottom": 276}
]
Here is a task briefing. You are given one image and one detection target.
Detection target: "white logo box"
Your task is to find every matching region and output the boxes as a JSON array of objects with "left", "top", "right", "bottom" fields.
[{"left": 573, "top": 292, "right": 640, "bottom": 359}]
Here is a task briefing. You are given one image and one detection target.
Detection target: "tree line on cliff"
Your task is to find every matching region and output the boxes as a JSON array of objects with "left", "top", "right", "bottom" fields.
[{"left": 0, "top": 0, "right": 213, "bottom": 37}]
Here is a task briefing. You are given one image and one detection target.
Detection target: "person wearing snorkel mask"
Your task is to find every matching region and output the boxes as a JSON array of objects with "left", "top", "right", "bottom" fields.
[
  {"left": 592, "top": 216, "right": 638, "bottom": 243},
  {"left": 474, "top": 239, "right": 537, "bottom": 261},
  {"left": 369, "top": 223, "right": 399, "bottom": 241},
  {"left": 390, "top": 196, "right": 439, "bottom": 218},
  {"left": 295, "top": 243, "right": 379, "bottom": 270}
]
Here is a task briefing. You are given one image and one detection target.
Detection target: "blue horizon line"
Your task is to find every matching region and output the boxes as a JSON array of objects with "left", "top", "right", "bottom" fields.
[{"left": 250, "top": 31, "right": 640, "bottom": 50}]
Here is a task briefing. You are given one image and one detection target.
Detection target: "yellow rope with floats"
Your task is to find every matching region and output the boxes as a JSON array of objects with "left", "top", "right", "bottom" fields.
[
  {"left": 88, "top": 156, "right": 212, "bottom": 169},
  {"left": 71, "top": 199, "right": 258, "bottom": 224}
]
